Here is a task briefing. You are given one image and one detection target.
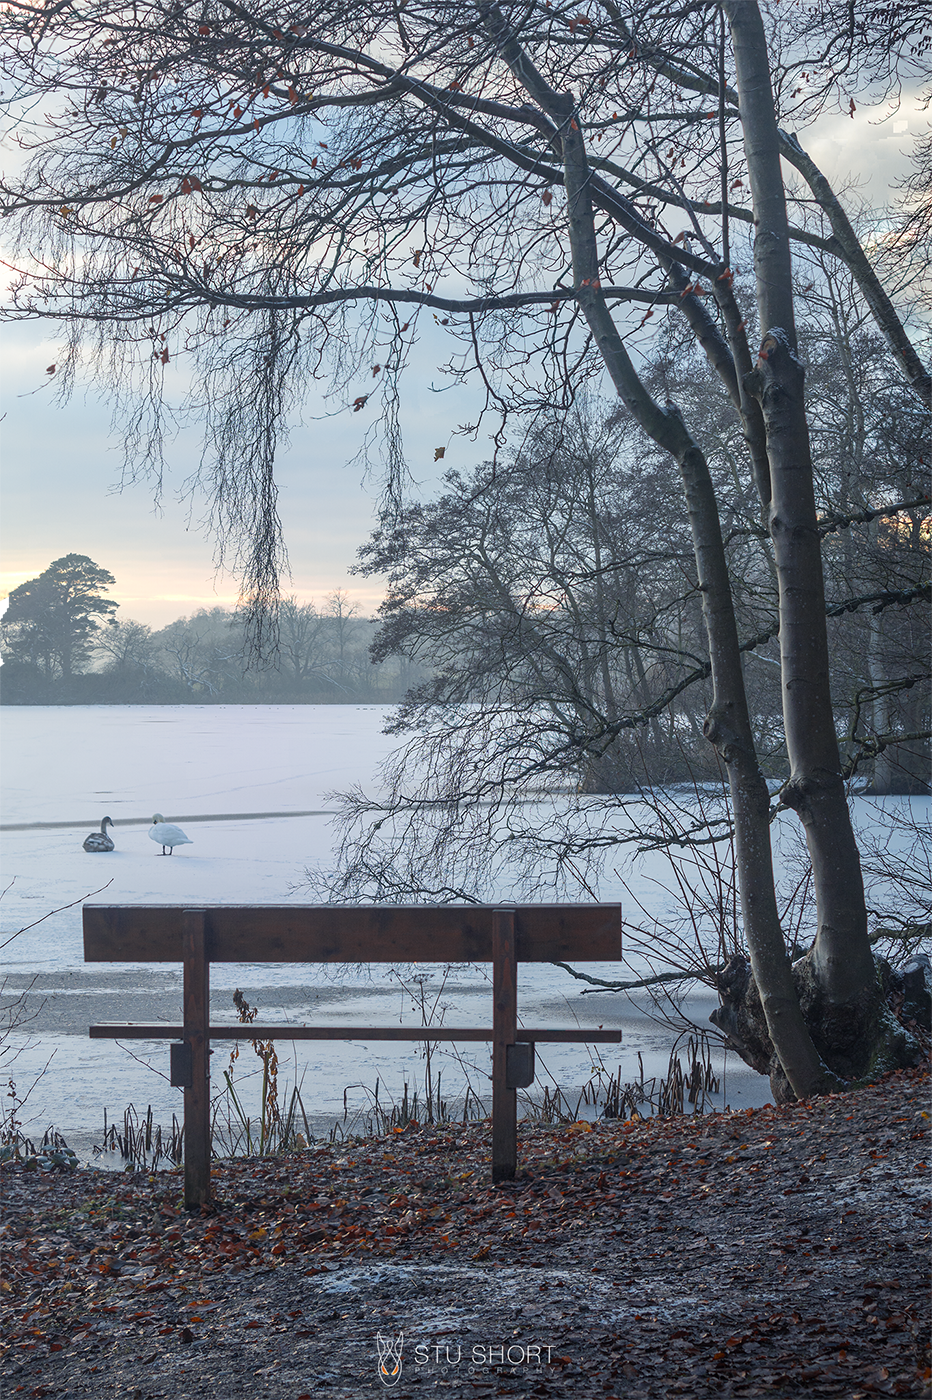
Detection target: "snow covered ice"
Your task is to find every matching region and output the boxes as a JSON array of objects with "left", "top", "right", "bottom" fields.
[{"left": 4, "top": 702, "right": 882, "bottom": 1162}]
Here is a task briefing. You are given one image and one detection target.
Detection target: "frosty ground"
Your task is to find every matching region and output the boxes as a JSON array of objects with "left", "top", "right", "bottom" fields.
[{"left": 1, "top": 1068, "right": 928, "bottom": 1399}]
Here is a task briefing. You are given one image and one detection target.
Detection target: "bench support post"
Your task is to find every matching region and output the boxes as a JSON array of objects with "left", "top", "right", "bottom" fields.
[
  {"left": 182, "top": 909, "right": 211, "bottom": 1208},
  {"left": 492, "top": 908, "right": 517, "bottom": 1182}
]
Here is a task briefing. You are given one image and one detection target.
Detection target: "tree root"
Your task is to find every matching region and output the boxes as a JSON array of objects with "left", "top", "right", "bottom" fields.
[{"left": 710, "top": 950, "right": 931, "bottom": 1102}]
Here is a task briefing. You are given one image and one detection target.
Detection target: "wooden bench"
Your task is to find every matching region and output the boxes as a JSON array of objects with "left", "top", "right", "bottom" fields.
[{"left": 83, "top": 903, "right": 622, "bottom": 1206}]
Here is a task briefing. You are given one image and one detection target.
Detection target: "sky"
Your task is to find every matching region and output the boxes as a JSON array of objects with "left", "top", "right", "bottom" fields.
[
  {"left": 0, "top": 91, "right": 923, "bottom": 630},
  {"left": 0, "top": 318, "right": 467, "bottom": 627}
]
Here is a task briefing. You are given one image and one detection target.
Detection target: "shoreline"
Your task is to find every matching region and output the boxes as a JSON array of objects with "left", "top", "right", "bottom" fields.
[{"left": 2, "top": 971, "right": 776, "bottom": 1168}]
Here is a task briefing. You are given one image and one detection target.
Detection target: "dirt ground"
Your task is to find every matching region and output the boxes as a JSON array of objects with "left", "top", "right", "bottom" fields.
[{"left": 1, "top": 1067, "right": 929, "bottom": 1400}]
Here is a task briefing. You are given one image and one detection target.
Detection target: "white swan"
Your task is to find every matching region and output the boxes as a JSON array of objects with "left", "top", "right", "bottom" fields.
[
  {"left": 149, "top": 814, "right": 193, "bottom": 855},
  {"left": 83, "top": 816, "right": 115, "bottom": 853}
]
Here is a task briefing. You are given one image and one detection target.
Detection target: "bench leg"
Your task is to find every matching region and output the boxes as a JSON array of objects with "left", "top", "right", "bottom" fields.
[
  {"left": 183, "top": 910, "right": 211, "bottom": 1208},
  {"left": 492, "top": 908, "right": 517, "bottom": 1182}
]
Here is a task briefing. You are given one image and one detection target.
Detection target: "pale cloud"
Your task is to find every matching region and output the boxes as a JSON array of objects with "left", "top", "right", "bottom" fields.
[
  {"left": 799, "top": 86, "right": 926, "bottom": 206},
  {"left": 0, "top": 571, "right": 39, "bottom": 598}
]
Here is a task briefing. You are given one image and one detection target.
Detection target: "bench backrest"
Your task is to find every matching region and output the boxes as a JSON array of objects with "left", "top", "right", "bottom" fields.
[{"left": 83, "top": 903, "right": 621, "bottom": 963}]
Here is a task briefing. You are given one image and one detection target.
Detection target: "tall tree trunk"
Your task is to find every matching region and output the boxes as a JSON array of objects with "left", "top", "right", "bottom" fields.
[
  {"left": 721, "top": 0, "right": 881, "bottom": 1049},
  {"left": 479, "top": 1, "right": 836, "bottom": 1097},
  {"left": 570, "top": 246, "right": 836, "bottom": 1100}
]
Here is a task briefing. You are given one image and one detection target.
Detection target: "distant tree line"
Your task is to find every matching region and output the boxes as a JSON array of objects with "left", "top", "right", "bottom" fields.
[
  {"left": 0, "top": 556, "right": 423, "bottom": 704},
  {"left": 356, "top": 344, "right": 930, "bottom": 801}
]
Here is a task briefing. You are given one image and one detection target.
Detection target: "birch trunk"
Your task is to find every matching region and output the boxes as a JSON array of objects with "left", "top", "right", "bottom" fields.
[
  {"left": 721, "top": 0, "right": 879, "bottom": 1027},
  {"left": 568, "top": 242, "right": 836, "bottom": 1100},
  {"left": 478, "top": 1, "right": 835, "bottom": 1097}
]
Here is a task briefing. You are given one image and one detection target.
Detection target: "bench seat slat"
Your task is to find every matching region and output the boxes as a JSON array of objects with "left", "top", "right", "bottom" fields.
[{"left": 88, "top": 1022, "right": 623, "bottom": 1043}]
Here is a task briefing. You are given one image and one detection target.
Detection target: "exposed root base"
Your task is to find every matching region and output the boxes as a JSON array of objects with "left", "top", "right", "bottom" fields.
[{"left": 710, "top": 951, "right": 931, "bottom": 1102}]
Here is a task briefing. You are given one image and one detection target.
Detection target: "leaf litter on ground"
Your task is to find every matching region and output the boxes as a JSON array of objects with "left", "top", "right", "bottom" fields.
[{"left": 0, "top": 1066, "right": 928, "bottom": 1398}]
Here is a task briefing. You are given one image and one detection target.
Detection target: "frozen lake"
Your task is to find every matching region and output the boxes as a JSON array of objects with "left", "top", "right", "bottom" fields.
[{"left": 3, "top": 705, "right": 918, "bottom": 1163}]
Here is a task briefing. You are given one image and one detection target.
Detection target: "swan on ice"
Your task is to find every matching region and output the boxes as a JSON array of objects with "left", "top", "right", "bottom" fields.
[
  {"left": 83, "top": 817, "right": 115, "bottom": 853},
  {"left": 149, "top": 814, "right": 193, "bottom": 855}
]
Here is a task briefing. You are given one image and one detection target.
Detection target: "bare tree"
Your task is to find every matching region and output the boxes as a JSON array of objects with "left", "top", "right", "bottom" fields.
[
  {"left": 361, "top": 403, "right": 722, "bottom": 789},
  {"left": 277, "top": 595, "right": 326, "bottom": 689},
  {"left": 324, "top": 589, "right": 363, "bottom": 692},
  {"left": 94, "top": 617, "right": 160, "bottom": 671},
  {"left": 1, "top": 0, "right": 928, "bottom": 1095},
  {"left": 153, "top": 606, "right": 247, "bottom": 694}
]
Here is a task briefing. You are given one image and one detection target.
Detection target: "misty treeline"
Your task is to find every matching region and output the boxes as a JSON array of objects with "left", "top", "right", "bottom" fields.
[
  {"left": 359, "top": 341, "right": 929, "bottom": 803},
  {"left": 1, "top": 0, "right": 930, "bottom": 1098},
  {"left": 0, "top": 562, "right": 424, "bottom": 703}
]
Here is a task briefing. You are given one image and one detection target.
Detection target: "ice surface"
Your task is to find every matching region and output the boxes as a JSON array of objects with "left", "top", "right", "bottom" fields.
[
  {"left": 0, "top": 704, "right": 395, "bottom": 971},
  {"left": 3, "top": 705, "right": 924, "bottom": 1162}
]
